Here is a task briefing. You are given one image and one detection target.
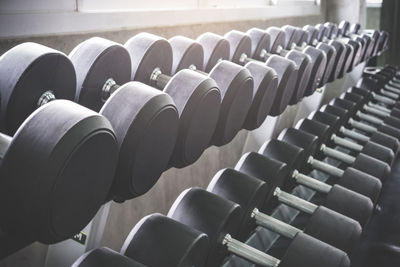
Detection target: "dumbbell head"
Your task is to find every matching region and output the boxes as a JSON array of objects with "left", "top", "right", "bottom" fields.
[
  {"left": 121, "top": 213, "right": 209, "bottom": 267},
  {"left": 70, "top": 37, "right": 180, "bottom": 200},
  {"left": 195, "top": 32, "right": 255, "bottom": 145},
  {"left": 222, "top": 31, "right": 280, "bottom": 129},
  {"left": 0, "top": 43, "right": 76, "bottom": 135},
  {"left": 168, "top": 187, "right": 241, "bottom": 267},
  {"left": 207, "top": 168, "right": 268, "bottom": 240},
  {"left": 0, "top": 100, "right": 118, "bottom": 244},
  {"left": 125, "top": 33, "right": 223, "bottom": 167},
  {"left": 235, "top": 152, "right": 290, "bottom": 212},
  {"left": 267, "top": 27, "right": 313, "bottom": 102},
  {"left": 295, "top": 118, "right": 332, "bottom": 150},
  {"left": 73, "top": 248, "right": 145, "bottom": 267}
]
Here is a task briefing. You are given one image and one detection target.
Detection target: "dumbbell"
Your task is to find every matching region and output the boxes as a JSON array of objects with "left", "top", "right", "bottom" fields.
[
  {"left": 302, "top": 24, "right": 350, "bottom": 80},
  {"left": 278, "top": 128, "right": 382, "bottom": 204},
  {"left": 319, "top": 101, "right": 400, "bottom": 154},
  {"left": 169, "top": 34, "right": 278, "bottom": 131},
  {"left": 224, "top": 29, "right": 310, "bottom": 107},
  {"left": 335, "top": 91, "right": 400, "bottom": 137},
  {"left": 315, "top": 23, "right": 363, "bottom": 71},
  {"left": 72, "top": 248, "right": 145, "bottom": 267},
  {"left": 195, "top": 31, "right": 297, "bottom": 116},
  {"left": 0, "top": 100, "right": 119, "bottom": 258},
  {"left": 283, "top": 25, "right": 340, "bottom": 85},
  {"left": 235, "top": 28, "right": 316, "bottom": 103},
  {"left": 336, "top": 22, "right": 376, "bottom": 62},
  {"left": 305, "top": 110, "right": 395, "bottom": 166},
  {"left": 339, "top": 21, "right": 388, "bottom": 57},
  {"left": 120, "top": 213, "right": 209, "bottom": 267},
  {"left": 258, "top": 139, "right": 373, "bottom": 227},
  {"left": 326, "top": 97, "right": 400, "bottom": 142},
  {"left": 211, "top": 165, "right": 369, "bottom": 254},
  {"left": 0, "top": 40, "right": 180, "bottom": 202},
  {"left": 125, "top": 33, "right": 256, "bottom": 148},
  {"left": 234, "top": 153, "right": 362, "bottom": 254},
  {"left": 295, "top": 116, "right": 393, "bottom": 176},
  {"left": 169, "top": 187, "right": 350, "bottom": 267},
  {"left": 263, "top": 26, "right": 327, "bottom": 97},
  {"left": 123, "top": 33, "right": 229, "bottom": 163}
]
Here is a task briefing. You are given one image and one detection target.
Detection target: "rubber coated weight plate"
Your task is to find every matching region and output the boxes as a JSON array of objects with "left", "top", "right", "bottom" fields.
[
  {"left": 125, "top": 33, "right": 172, "bottom": 82},
  {"left": 69, "top": 37, "right": 131, "bottom": 111},
  {"left": 280, "top": 232, "right": 350, "bottom": 267},
  {"left": 208, "top": 61, "right": 253, "bottom": 146},
  {"left": 169, "top": 36, "right": 204, "bottom": 74},
  {"left": 100, "top": 82, "right": 179, "bottom": 200},
  {"left": 305, "top": 206, "right": 362, "bottom": 255},
  {"left": 0, "top": 43, "right": 75, "bottom": 135},
  {"left": 207, "top": 168, "right": 268, "bottom": 240},
  {"left": 246, "top": 28, "right": 270, "bottom": 59},
  {"left": 121, "top": 214, "right": 209, "bottom": 267},
  {"left": 235, "top": 152, "right": 290, "bottom": 213},
  {"left": 73, "top": 248, "right": 145, "bottom": 267},
  {"left": 0, "top": 100, "right": 118, "bottom": 243},
  {"left": 163, "top": 70, "right": 221, "bottom": 167},
  {"left": 243, "top": 61, "right": 278, "bottom": 130},
  {"left": 265, "top": 55, "right": 297, "bottom": 115},
  {"left": 197, "top": 32, "right": 230, "bottom": 72},
  {"left": 224, "top": 30, "right": 252, "bottom": 64},
  {"left": 325, "top": 185, "right": 373, "bottom": 227},
  {"left": 285, "top": 50, "right": 312, "bottom": 103},
  {"left": 168, "top": 188, "right": 242, "bottom": 267},
  {"left": 302, "top": 46, "right": 327, "bottom": 96}
]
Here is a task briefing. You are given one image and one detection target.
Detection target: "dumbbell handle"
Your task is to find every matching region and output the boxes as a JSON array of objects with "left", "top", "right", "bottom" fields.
[
  {"left": 387, "top": 82, "right": 400, "bottom": 92},
  {"left": 340, "top": 126, "right": 370, "bottom": 142},
  {"left": 223, "top": 234, "right": 281, "bottom": 267},
  {"left": 371, "top": 92, "right": 396, "bottom": 105},
  {"left": 252, "top": 208, "right": 301, "bottom": 239},
  {"left": 0, "top": 133, "right": 12, "bottom": 161},
  {"left": 356, "top": 110, "right": 384, "bottom": 125},
  {"left": 308, "top": 156, "right": 345, "bottom": 178},
  {"left": 102, "top": 78, "right": 121, "bottom": 101},
  {"left": 292, "top": 170, "right": 332, "bottom": 193},
  {"left": 320, "top": 144, "right": 356, "bottom": 165},
  {"left": 331, "top": 134, "right": 363, "bottom": 152},
  {"left": 150, "top": 68, "right": 171, "bottom": 89},
  {"left": 363, "top": 104, "right": 390, "bottom": 118},
  {"left": 368, "top": 102, "right": 391, "bottom": 114},
  {"left": 348, "top": 118, "right": 378, "bottom": 133},
  {"left": 274, "top": 187, "right": 318, "bottom": 214},
  {"left": 380, "top": 89, "right": 399, "bottom": 99}
]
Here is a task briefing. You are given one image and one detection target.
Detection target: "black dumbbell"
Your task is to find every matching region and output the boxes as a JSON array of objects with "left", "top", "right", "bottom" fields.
[
  {"left": 295, "top": 117, "right": 393, "bottom": 176},
  {"left": 277, "top": 128, "right": 382, "bottom": 204},
  {"left": 169, "top": 34, "right": 278, "bottom": 131},
  {"left": 283, "top": 25, "right": 340, "bottom": 85},
  {"left": 325, "top": 97, "right": 400, "bottom": 143},
  {"left": 258, "top": 139, "right": 373, "bottom": 227},
  {"left": 302, "top": 24, "right": 349, "bottom": 81},
  {"left": 319, "top": 101, "right": 400, "bottom": 155},
  {"left": 0, "top": 40, "right": 180, "bottom": 202},
  {"left": 264, "top": 27, "right": 327, "bottom": 97},
  {"left": 208, "top": 168, "right": 364, "bottom": 257},
  {"left": 225, "top": 30, "right": 310, "bottom": 107},
  {"left": 72, "top": 248, "right": 145, "bottom": 267},
  {"left": 0, "top": 100, "right": 118, "bottom": 258},
  {"left": 124, "top": 33, "right": 227, "bottom": 164},
  {"left": 235, "top": 152, "right": 362, "bottom": 254},
  {"left": 305, "top": 110, "right": 395, "bottom": 165},
  {"left": 169, "top": 187, "right": 350, "bottom": 267},
  {"left": 315, "top": 23, "right": 363, "bottom": 72},
  {"left": 120, "top": 213, "right": 209, "bottom": 267},
  {"left": 235, "top": 28, "right": 315, "bottom": 103},
  {"left": 196, "top": 31, "right": 297, "bottom": 116}
]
